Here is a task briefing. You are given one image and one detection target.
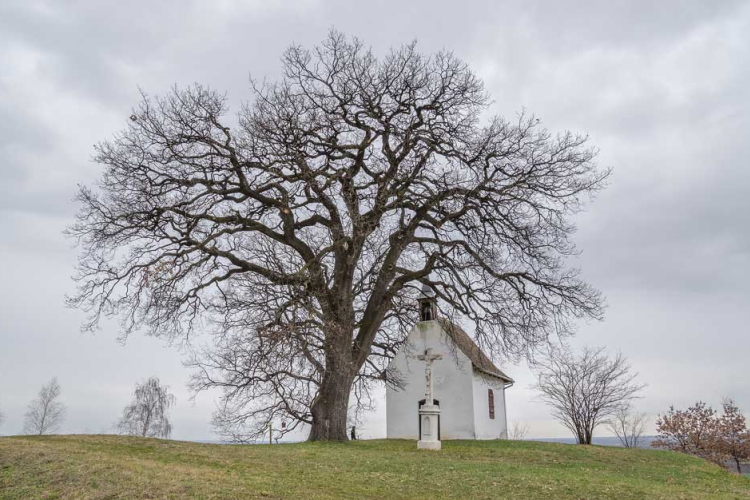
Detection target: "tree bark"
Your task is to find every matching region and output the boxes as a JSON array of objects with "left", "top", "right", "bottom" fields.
[{"left": 308, "top": 367, "right": 354, "bottom": 442}]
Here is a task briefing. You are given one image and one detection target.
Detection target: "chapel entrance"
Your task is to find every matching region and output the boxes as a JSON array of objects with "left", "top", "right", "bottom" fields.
[{"left": 418, "top": 399, "right": 440, "bottom": 440}]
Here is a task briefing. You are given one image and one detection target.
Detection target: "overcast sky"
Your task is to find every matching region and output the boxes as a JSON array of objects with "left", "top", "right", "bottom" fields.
[{"left": 1, "top": 0, "right": 748, "bottom": 441}]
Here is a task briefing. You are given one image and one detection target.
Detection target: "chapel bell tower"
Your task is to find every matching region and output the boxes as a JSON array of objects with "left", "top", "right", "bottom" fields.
[{"left": 417, "top": 283, "right": 437, "bottom": 322}]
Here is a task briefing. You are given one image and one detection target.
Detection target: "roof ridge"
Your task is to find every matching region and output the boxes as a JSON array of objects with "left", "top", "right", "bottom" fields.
[{"left": 436, "top": 318, "right": 514, "bottom": 383}]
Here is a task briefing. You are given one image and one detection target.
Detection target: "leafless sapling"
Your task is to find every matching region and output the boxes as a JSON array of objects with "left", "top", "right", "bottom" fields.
[
  {"left": 534, "top": 347, "right": 644, "bottom": 445},
  {"left": 23, "top": 378, "right": 66, "bottom": 435},
  {"left": 509, "top": 421, "right": 531, "bottom": 440},
  {"left": 607, "top": 405, "right": 648, "bottom": 448},
  {"left": 117, "top": 377, "right": 176, "bottom": 439},
  {"left": 69, "top": 31, "right": 608, "bottom": 441}
]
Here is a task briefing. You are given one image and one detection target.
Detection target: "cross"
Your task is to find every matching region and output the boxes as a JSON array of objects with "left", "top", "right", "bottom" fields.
[{"left": 417, "top": 348, "right": 442, "bottom": 406}]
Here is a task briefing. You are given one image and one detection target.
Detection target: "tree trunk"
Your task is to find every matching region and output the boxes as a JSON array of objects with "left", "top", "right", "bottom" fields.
[
  {"left": 576, "top": 424, "right": 588, "bottom": 444},
  {"left": 308, "top": 367, "right": 354, "bottom": 442},
  {"left": 142, "top": 411, "right": 151, "bottom": 437},
  {"left": 578, "top": 425, "right": 593, "bottom": 445}
]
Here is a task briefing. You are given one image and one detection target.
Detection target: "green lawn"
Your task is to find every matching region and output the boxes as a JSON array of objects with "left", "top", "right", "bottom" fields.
[{"left": 1, "top": 435, "right": 749, "bottom": 500}]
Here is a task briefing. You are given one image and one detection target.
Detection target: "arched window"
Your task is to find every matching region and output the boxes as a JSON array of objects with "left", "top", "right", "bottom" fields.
[{"left": 488, "top": 389, "right": 495, "bottom": 420}]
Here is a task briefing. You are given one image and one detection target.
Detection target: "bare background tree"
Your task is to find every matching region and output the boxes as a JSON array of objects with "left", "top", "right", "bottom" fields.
[
  {"left": 654, "top": 400, "right": 750, "bottom": 473},
  {"left": 509, "top": 421, "right": 530, "bottom": 440},
  {"left": 607, "top": 405, "right": 648, "bottom": 448},
  {"left": 534, "top": 347, "right": 644, "bottom": 445},
  {"left": 69, "top": 31, "right": 608, "bottom": 441},
  {"left": 117, "top": 377, "right": 176, "bottom": 439},
  {"left": 23, "top": 378, "right": 66, "bottom": 435}
]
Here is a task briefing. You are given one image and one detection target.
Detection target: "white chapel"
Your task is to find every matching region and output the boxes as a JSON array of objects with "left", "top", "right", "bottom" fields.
[{"left": 386, "top": 286, "right": 514, "bottom": 440}]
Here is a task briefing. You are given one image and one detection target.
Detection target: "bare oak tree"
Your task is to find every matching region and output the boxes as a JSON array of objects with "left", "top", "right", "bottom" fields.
[
  {"left": 69, "top": 31, "right": 608, "bottom": 441},
  {"left": 23, "top": 378, "right": 66, "bottom": 435},
  {"left": 534, "top": 347, "right": 644, "bottom": 444},
  {"left": 607, "top": 405, "right": 648, "bottom": 448},
  {"left": 117, "top": 377, "right": 176, "bottom": 439}
]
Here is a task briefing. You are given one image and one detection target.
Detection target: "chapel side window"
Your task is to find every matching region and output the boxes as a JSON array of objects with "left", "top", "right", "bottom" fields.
[
  {"left": 421, "top": 302, "right": 433, "bottom": 321},
  {"left": 488, "top": 389, "right": 495, "bottom": 419}
]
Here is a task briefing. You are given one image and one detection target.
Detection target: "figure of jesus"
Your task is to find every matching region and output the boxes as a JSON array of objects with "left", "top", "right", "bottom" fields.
[{"left": 417, "top": 348, "right": 442, "bottom": 406}]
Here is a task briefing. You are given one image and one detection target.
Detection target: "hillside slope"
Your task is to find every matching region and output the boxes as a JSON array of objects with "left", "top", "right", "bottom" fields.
[{"left": 1, "top": 435, "right": 749, "bottom": 499}]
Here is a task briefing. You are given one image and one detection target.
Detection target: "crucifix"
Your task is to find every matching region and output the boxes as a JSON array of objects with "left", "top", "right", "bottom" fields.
[{"left": 417, "top": 348, "right": 442, "bottom": 406}]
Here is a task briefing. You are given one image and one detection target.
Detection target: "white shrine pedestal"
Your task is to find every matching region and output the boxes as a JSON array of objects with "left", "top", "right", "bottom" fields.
[{"left": 417, "top": 404, "right": 441, "bottom": 450}]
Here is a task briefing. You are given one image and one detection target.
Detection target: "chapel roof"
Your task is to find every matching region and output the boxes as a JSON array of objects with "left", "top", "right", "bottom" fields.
[
  {"left": 417, "top": 282, "right": 435, "bottom": 300},
  {"left": 436, "top": 317, "right": 514, "bottom": 384}
]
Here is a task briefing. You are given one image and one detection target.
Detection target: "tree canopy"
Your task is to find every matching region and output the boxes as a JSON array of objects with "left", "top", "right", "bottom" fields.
[
  {"left": 534, "top": 347, "right": 644, "bottom": 445},
  {"left": 70, "top": 31, "right": 608, "bottom": 441},
  {"left": 654, "top": 400, "right": 750, "bottom": 473}
]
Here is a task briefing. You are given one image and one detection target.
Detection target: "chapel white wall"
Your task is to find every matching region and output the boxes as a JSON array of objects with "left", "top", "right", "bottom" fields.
[
  {"left": 386, "top": 320, "right": 476, "bottom": 439},
  {"left": 471, "top": 371, "right": 509, "bottom": 440}
]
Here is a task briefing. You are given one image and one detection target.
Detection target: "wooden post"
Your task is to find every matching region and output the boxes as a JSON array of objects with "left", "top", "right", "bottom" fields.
[{"left": 269, "top": 422, "right": 273, "bottom": 445}]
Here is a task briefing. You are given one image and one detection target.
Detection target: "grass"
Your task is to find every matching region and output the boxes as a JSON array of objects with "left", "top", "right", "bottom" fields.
[{"left": 1, "top": 435, "right": 749, "bottom": 500}]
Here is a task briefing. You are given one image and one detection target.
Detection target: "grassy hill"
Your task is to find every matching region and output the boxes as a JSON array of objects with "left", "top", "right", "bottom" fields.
[{"left": 1, "top": 435, "right": 749, "bottom": 500}]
